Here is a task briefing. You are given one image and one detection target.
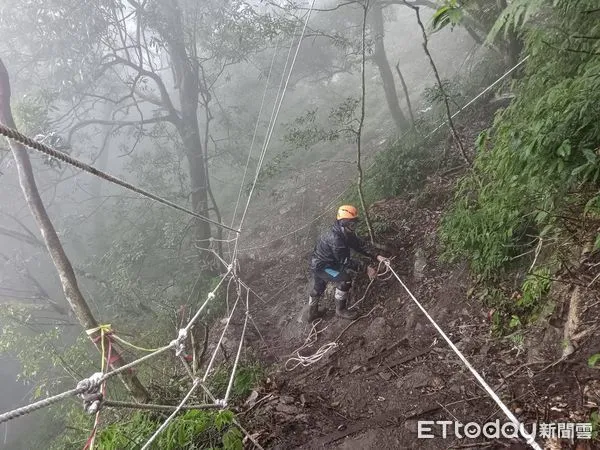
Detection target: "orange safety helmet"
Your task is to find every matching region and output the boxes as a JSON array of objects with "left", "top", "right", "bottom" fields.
[{"left": 337, "top": 205, "right": 359, "bottom": 221}]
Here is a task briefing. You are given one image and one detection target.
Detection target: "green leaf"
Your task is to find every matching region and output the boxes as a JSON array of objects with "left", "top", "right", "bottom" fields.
[
  {"left": 582, "top": 148, "right": 597, "bottom": 163},
  {"left": 556, "top": 140, "right": 571, "bottom": 158},
  {"left": 594, "top": 234, "right": 600, "bottom": 251},
  {"left": 588, "top": 353, "right": 600, "bottom": 368},
  {"left": 222, "top": 428, "right": 243, "bottom": 450},
  {"left": 539, "top": 224, "right": 553, "bottom": 237},
  {"left": 432, "top": 5, "right": 452, "bottom": 31},
  {"left": 535, "top": 210, "right": 548, "bottom": 223},
  {"left": 215, "top": 410, "right": 234, "bottom": 431}
]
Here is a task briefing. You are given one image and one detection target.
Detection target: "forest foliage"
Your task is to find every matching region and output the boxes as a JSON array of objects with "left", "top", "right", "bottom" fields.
[
  {"left": 441, "top": 0, "right": 600, "bottom": 277},
  {"left": 3, "top": 0, "right": 599, "bottom": 448}
]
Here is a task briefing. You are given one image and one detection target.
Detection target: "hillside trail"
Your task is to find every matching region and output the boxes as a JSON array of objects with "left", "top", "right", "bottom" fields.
[{"left": 226, "top": 104, "right": 600, "bottom": 450}]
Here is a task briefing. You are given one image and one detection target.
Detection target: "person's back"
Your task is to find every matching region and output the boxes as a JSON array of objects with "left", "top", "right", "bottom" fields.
[
  {"left": 305, "top": 205, "right": 389, "bottom": 322},
  {"left": 310, "top": 221, "right": 349, "bottom": 272}
]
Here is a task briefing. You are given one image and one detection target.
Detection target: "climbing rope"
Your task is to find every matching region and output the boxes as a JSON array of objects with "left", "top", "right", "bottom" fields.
[
  {"left": 83, "top": 328, "right": 112, "bottom": 450},
  {"left": 222, "top": 291, "right": 250, "bottom": 407},
  {"left": 182, "top": 266, "right": 233, "bottom": 335},
  {"left": 284, "top": 262, "right": 389, "bottom": 371},
  {"left": 229, "top": 0, "right": 317, "bottom": 273},
  {"left": 202, "top": 285, "right": 243, "bottom": 381},
  {"left": 0, "top": 268, "right": 232, "bottom": 425},
  {"left": 285, "top": 342, "right": 338, "bottom": 371},
  {"left": 383, "top": 261, "right": 542, "bottom": 450},
  {"left": 102, "top": 400, "right": 219, "bottom": 412},
  {"left": 0, "top": 123, "right": 239, "bottom": 233},
  {"left": 349, "top": 259, "right": 393, "bottom": 310},
  {"left": 424, "top": 55, "right": 530, "bottom": 140},
  {"left": 140, "top": 378, "right": 202, "bottom": 450},
  {"left": 235, "top": 4, "right": 314, "bottom": 233},
  {"left": 290, "top": 318, "right": 330, "bottom": 355},
  {"left": 0, "top": 374, "right": 103, "bottom": 425},
  {"left": 284, "top": 306, "right": 377, "bottom": 372},
  {"left": 229, "top": 36, "right": 281, "bottom": 233},
  {"left": 238, "top": 56, "right": 531, "bottom": 253}
]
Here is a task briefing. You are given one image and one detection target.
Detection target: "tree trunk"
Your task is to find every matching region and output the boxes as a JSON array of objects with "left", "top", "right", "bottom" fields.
[
  {"left": 497, "top": 0, "right": 521, "bottom": 67},
  {"left": 0, "top": 58, "right": 149, "bottom": 402},
  {"left": 395, "top": 62, "right": 415, "bottom": 127},
  {"left": 91, "top": 103, "right": 112, "bottom": 254},
  {"left": 179, "top": 69, "right": 217, "bottom": 273},
  {"left": 370, "top": 2, "right": 409, "bottom": 133},
  {"left": 358, "top": 3, "right": 375, "bottom": 243},
  {"left": 161, "top": 0, "right": 217, "bottom": 273}
]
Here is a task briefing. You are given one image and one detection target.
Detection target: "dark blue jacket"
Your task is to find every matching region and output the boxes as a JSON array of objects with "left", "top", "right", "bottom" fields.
[{"left": 310, "top": 222, "right": 375, "bottom": 271}]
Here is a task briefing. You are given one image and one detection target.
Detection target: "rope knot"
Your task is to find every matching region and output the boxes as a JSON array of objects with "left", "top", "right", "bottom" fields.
[
  {"left": 207, "top": 292, "right": 216, "bottom": 300},
  {"left": 77, "top": 372, "right": 103, "bottom": 393},
  {"left": 214, "top": 398, "right": 227, "bottom": 408},
  {"left": 77, "top": 372, "right": 104, "bottom": 414},
  {"left": 171, "top": 328, "right": 188, "bottom": 356}
]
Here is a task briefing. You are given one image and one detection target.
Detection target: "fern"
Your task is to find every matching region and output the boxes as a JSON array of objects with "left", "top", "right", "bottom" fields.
[
  {"left": 486, "top": 0, "right": 558, "bottom": 43},
  {"left": 431, "top": 0, "right": 463, "bottom": 31},
  {"left": 442, "top": 0, "right": 600, "bottom": 277}
]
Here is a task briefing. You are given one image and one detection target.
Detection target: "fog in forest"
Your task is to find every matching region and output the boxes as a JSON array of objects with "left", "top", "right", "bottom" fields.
[{"left": 0, "top": 0, "right": 505, "bottom": 447}]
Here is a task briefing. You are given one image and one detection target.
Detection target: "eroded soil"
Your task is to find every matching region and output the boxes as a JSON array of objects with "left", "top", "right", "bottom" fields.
[{"left": 217, "top": 103, "right": 600, "bottom": 450}]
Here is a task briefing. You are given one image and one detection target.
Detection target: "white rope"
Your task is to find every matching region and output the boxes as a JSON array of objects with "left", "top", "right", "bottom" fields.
[
  {"left": 229, "top": 37, "right": 281, "bottom": 233},
  {"left": 238, "top": 56, "right": 531, "bottom": 253},
  {"left": 222, "top": 289, "right": 250, "bottom": 406},
  {"left": 285, "top": 342, "right": 338, "bottom": 371},
  {"left": 140, "top": 378, "right": 201, "bottom": 450},
  {"left": 219, "top": 5, "right": 319, "bottom": 398},
  {"left": 424, "top": 56, "right": 530, "bottom": 140},
  {"left": 141, "top": 285, "right": 255, "bottom": 448},
  {"left": 183, "top": 265, "right": 233, "bottom": 334},
  {"left": 292, "top": 318, "right": 330, "bottom": 354},
  {"left": 349, "top": 259, "right": 391, "bottom": 310},
  {"left": 202, "top": 286, "right": 243, "bottom": 382},
  {"left": 225, "top": 18, "right": 306, "bottom": 265},
  {"left": 235, "top": 0, "right": 317, "bottom": 237},
  {"left": 383, "top": 261, "right": 542, "bottom": 450},
  {"left": 283, "top": 264, "right": 387, "bottom": 372}
]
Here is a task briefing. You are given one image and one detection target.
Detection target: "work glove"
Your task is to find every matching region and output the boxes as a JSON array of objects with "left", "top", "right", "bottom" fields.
[
  {"left": 367, "top": 265, "right": 377, "bottom": 280},
  {"left": 344, "top": 258, "right": 363, "bottom": 273}
]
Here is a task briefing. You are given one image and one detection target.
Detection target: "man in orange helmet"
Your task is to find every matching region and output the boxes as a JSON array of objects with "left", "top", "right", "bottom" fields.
[{"left": 307, "top": 205, "right": 388, "bottom": 322}]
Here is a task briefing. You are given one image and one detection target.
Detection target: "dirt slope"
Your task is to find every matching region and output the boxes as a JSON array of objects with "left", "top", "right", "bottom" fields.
[{"left": 230, "top": 105, "right": 600, "bottom": 450}]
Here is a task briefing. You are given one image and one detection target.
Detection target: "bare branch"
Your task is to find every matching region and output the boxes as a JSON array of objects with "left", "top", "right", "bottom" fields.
[
  {"left": 403, "top": 1, "right": 471, "bottom": 165},
  {"left": 0, "top": 225, "right": 41, "bottom": 247},
  {"left": 68, "top": 115, "right": 173, "bottom": 143},
  {"left": 384, "top": 0, "right": 437, "bottom": 8},
  {"left": 100, "top": 55, "right": 180, "bottom": 121}
]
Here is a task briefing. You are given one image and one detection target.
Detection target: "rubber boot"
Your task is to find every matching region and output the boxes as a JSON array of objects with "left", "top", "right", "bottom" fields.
[
  {"left": 307, "top": 296, "right": 326, "bottom": 322},
  {"left": 334, "top": 289, "right": 358, "bottom": 320}
]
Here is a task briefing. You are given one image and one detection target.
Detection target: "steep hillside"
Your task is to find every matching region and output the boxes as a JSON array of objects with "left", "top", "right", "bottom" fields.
[{"left": 231, "top": 99, "right": 599, "bottom": 450}]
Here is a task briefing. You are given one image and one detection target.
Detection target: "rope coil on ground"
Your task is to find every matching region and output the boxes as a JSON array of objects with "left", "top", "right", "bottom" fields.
[
  {"left": 285, "top": 306, "right": 377, "bottom": 372},
  {"left": 285, "top": 342, "right": 339, "bottom": 371},
  {"left": 284, "top": 262, "right": 389, "bottom": 372}
]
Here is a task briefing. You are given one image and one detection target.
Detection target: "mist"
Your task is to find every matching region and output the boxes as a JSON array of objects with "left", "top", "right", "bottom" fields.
[{"left": 0, "top": 0, "right": 489, "bottom": 447}]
